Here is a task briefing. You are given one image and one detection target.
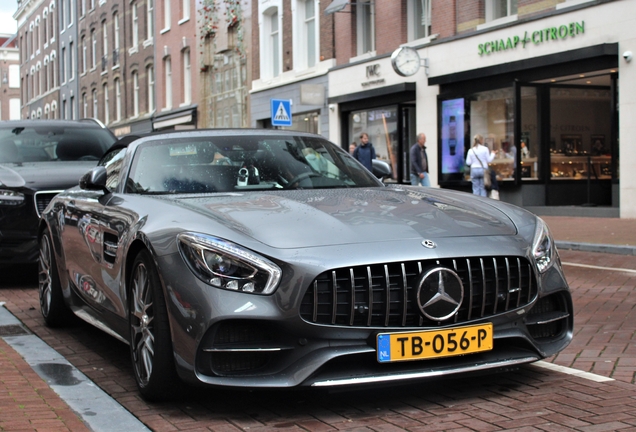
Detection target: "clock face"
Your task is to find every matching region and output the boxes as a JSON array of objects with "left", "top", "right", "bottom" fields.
[{"left": 391, "top": 46, "right": 421, "bottom": 77}]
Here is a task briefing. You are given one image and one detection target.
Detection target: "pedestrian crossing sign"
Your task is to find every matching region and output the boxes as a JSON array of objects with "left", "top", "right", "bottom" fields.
[{"left": 271, "top": 99, "right": 293, "bottom": 127}]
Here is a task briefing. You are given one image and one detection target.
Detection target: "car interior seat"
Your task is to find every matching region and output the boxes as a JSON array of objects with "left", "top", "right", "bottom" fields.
[{"left": 0, "top": 140, "right": 22, "bottom": 163}]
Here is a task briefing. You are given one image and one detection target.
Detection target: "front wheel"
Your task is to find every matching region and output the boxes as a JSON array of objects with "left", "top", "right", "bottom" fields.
[
  {"left": 129, "top": 250, "right": 179, "bottom": 401},
  {"left": 38, "top": 229, "right": 74, "bottom": 327}
]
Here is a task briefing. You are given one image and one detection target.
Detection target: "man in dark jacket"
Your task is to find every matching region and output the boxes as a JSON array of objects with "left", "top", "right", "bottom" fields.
[
  {"left": 353, "top": 132, "right": 376, "bottom": 171},
  {"left": 410, "top": 132, "right": 430, "bottom": 186}
]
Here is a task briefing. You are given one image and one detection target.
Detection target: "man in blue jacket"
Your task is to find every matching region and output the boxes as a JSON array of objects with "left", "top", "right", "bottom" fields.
[
  {"left": 353, "top": 132, "right": 376, "bottom": 171},
  {"left": 410, "top": 133, "right": 430, "bottom": 186}
]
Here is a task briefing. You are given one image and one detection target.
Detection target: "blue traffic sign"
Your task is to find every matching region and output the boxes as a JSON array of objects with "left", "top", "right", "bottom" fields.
[{"left": 271, "top": 99, "right": 292, "bottom": 127}]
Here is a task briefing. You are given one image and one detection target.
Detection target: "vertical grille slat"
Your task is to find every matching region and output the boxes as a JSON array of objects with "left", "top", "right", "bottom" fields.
[
  {"left": 466, "top": 258, "right": 473, "bottom": 321},
  {"left": 367, "top": 267, "right": 373, "bottom": 326},
  {"left": 480, "top": 258, "right": 486, "bottom": 318},
  {"left": 383, "top": 265, "right": 390, "bottom": 327},
  {"left": 401, "top": 263, "right": 408, "bottom": 327},
  {"left": 493, "top": 257, "right": 500, "bottom": 315},
  {"left": 505, "top": 258, "right": 511, "bottom": 310},
  {"left": 331, "top": 270, "right": 337, "bottom": 325},
  {"left": 300, "top": 256, "right": 538, "bottom": 328}
]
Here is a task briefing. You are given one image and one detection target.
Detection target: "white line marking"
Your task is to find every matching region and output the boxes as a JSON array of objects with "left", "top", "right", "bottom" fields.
[
  {"left": 533, "top": 361, "right": 614, "bottom": 382},
  {"left": 562, "top": 262, "right": 636, "bottom": 274}
]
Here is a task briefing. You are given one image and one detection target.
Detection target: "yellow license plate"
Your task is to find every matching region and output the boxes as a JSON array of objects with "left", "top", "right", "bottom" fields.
[{"left": 377, "top": 323, "right": 493, "bottom": 363}]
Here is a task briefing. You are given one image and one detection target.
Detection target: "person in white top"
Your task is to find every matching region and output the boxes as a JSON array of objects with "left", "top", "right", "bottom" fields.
[{"left": 465, "top": 134, "right": 496, "bottom": 197}]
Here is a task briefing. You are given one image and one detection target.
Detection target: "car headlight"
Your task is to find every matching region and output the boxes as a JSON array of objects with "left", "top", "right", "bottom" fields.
[
  {"left": 532, "top": 218, "right": 555, "bottom": 273},
  {"left": 177, "top": 232, "right": 282, "bottom": 294},
  {"left": 0, "top": 190, "right": 25, "bottom": 206}
]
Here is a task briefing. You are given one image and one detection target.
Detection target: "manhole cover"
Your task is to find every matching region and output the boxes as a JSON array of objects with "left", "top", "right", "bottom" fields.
[{"left": 0, "top": 325, "right": 30, "bottom": 336}]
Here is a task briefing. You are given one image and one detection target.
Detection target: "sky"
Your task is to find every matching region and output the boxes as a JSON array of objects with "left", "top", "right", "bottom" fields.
[{"left": 0, "top": 2, "right": 18, "bottom": 34}]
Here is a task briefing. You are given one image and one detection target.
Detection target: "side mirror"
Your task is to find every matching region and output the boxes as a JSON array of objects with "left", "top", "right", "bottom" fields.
[
  {"left": 372, "top": 159, "right": 392, "bottom": 181},
  {"left": 79, "top": 166, "right": 109, "bottom": 193}
]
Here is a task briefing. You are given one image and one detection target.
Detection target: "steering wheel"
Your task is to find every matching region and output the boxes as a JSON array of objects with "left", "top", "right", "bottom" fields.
[{"left": 283, "top": 172, "right": 321, "bottom": 189}]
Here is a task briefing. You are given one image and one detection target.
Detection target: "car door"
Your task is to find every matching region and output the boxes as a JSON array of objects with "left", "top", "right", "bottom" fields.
[{"left": 60, "top": 147, "right": 129, "bottom": 317}]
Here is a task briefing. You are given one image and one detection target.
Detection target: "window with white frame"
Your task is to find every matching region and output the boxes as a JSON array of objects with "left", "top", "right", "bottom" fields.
[
  {"left": 113, "top": 13, "right": 120, "bottom": 65},
  {"left": 82, "top": 92, "right": 88, "bottom": 118},
  {"left": 102, "top": 20, "right": 108, "bottom": 66},
  {"left": 70, "top": 95, "right": 74, "bottom": 119},
  {"left": 61, "top": 47, "right": 66, "bottom": 83},
  {"left": 103, "top": 83, "right": 109, "bottom": 124},
  {"left": 81, "top": 36, "right": 86, "bottom": 73},
  {"left": 80, "top": 0, "right": 85, "bottom": 16},
  {"left": 181, "top": 0, "right": 189, "bottom": 21},
  {"left": 44, "top": 104, "right": 50, "bottom": 119},
  {"left": 36, "top": 66, "right": 41, "bottom": 96},
  {"left": 409, "top": 0, "right": 431, "bottom": 41},
  {"left": 92, "top": 88, "right": 98, "bottom": 118},
  {"left": 486, "top": 0, "right": 517, "bottom": 21},
  {"left": 147, "top": 0, "right": 154, "bottom": 40},
  {"left": 35, "top": 19, "right": 40, "bottom": 52},
  {"left": 69, "top": 41, "right": 74, "bottom": 80},
  {"left": 10, "top": 99, "right": 20, "bottom": 120},
  {"left": 163, "top": 0, "right": 170, "bottom": 30},
  {"left": 164, "top": 56, "right": 172, "bottom": 109},
  {"left": 51, "top": 53, "right": 57, "bottom": 87},
  {"left": 183, "top": 50, "right": 191, "bottom": 104},
  {"left": 50, "top": 6, "right": 56, "bottom": 41},
  {"left": 9, "top": 64, "right": 19, "bottom": 88},
  {"left": 295, "top": 0, "right": 317, "bottom": 70},
  {"left": 132, "top": 70, "right": 139, "bottom": 116},
  {"left": 147, "top": 65, "right": 155, "bottom": 112},
  {"left": 43, "top": 13, "right": 48, "bottom": 46},
  {"left": 60, "top": 1, "right": 66, "bottom": 29},
  {"left": 90, "top": 0, "right": 95, "bottom": 10},
  {"left": 261, "top": 7, "right": 280, "bottom": 79},
  {"left": 51, "top": 101, "right": 57, "bottom": 119},
  {"left": 132, "top": 3, "right": 139, "bottom": 47},
  {"left": 115, "top": 78, "right": 122, "bottom": 120},
  {"left": 91, "top": 29, "right": 97, "bottom": 69},
  {"left": 356, "top": 0, "right": 374, "bottom": 55},
  {"left": 67, "top": 0, "right": 73, "bottom": 26}
]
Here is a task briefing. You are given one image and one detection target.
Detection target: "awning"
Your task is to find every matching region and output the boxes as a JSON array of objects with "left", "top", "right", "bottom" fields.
[{"left": 324, "top": 0, "right": 350, "bottom": 15}]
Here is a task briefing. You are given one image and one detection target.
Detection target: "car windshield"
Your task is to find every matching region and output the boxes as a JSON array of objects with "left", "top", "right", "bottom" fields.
[
  {"left": 0, "top": 125, "right": 115, "bottom": 163},
  {"left": 126, "top": 134, "right": 383, "bottom": 193}
]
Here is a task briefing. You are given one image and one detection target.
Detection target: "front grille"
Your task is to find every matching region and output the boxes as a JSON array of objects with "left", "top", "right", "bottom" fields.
[
  {"left": 34, "top": 191, "right": 63, "bottom": 217},
  {"left": 300, "top": 256, "right": 538, "bottom": 328}
]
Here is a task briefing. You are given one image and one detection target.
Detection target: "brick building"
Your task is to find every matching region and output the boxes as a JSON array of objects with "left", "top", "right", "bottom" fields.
[
  {"left": 152, "top": 0, "right": 200, "bottom": 131},
  {"left": 0, "top": 34, "right": 20, "bottom": 120},
  {"left": 320, "top": 0, "right": 632, "bottom": 218},
  {"left": 14, "top": 0, "right": 60, "bottom": 120}
]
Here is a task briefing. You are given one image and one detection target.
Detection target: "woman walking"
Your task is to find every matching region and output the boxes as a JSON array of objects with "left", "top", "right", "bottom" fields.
[{"left": 465, "top": 134, "right": 495, "bottom": 197}]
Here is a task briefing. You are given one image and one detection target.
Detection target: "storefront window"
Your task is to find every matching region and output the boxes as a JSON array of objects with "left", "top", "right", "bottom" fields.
[
  {"left": 440, "top": 88, "right": 518, "bottom": 182},
  {"left": 549, "top": 86, "right": 612, "bottom": 180},
  {"left": 519, "top": 86, "right": 538, "bottom": 180},
  {"left": 349, "top": 106, "right": 398, "bottom": 179}
]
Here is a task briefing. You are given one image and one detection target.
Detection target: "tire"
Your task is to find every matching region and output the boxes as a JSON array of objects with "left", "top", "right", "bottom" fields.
[
  {"left": 128, "top": 249, "right": 179, "bottom": 401},
  {"left": 38, "top": 229, "right": 74, "bottom": 327}
]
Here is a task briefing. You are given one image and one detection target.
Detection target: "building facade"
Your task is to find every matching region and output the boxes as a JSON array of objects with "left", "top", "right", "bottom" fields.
[
  {"left": 0, "top": 34, "right": 21, "bottom": 120},
  {"left": 324, "top": 0, "right": 633, "bottom": 218},
  {"left": 250, "top": 0, "right": 335, "bottom": 136},
  {"left": 15, "top": 0, "right": 60, "bottom": 120},
  {"left": 152, "top": 0, "right": 200, "bottom": 131}
]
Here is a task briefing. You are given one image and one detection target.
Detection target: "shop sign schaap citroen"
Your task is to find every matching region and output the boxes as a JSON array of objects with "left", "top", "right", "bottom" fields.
[{"left": 478, "top": 20, "right": 585, "bottom": 56}]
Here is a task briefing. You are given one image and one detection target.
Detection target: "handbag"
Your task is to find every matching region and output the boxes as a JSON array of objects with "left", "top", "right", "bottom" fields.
[{"left": 472, "top": 149, "right": 492, "bottom": 190}]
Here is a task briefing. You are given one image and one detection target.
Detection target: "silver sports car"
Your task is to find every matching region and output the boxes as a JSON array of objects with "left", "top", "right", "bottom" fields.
[{"left": 38, "top": 129, "right": 573, "bottom": 401}]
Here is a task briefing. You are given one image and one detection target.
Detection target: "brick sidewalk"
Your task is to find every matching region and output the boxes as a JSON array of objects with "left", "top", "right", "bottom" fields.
[{"left": 0, "top": 338, "right": 89, "bottom": 431}]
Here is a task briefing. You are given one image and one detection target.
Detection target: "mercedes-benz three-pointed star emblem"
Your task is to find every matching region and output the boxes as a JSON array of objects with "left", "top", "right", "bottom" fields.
[
  {"left": 421, "top": 239, "right": 436, "bottom": 249},
  {"left": 416, "top": 267, "right": 464, "bottom": 321}
]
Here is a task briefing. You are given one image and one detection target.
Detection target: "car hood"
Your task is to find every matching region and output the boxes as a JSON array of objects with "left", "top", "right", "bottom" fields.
[
  {"left": 171, "top": 186, "right": 518, "bottom": 248},
  {"left": 0, "top": 162, "right": 96, "bottom": 190}
]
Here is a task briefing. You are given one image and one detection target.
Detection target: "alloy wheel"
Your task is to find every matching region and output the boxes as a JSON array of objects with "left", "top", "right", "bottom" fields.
[{"left": 130, "top": 262, "right": 155, "bottom": 387}]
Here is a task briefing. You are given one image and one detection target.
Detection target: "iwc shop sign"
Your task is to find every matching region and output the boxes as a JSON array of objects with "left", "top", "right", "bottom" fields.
[
  {"left": 478, "top": 20, "right": 585, "bottom": 56},
  {"left": 361, "top": 63, "right": 385, "bottom": 88}
]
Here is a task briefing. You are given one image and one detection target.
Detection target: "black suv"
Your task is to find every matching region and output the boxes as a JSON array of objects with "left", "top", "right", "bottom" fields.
[{"left": 0, "top": 119, "right": 117, "bottom": 264}]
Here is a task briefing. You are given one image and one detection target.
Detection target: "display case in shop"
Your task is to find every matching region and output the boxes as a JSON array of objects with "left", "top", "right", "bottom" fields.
[
  {"left": 550, "top": 155, "right": 611, "bottom": 180},
  {"left": 488, "top": 156, "right": 538, "bottom": 180}
]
